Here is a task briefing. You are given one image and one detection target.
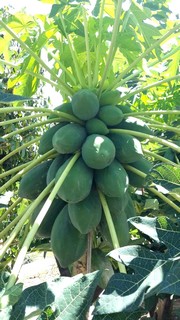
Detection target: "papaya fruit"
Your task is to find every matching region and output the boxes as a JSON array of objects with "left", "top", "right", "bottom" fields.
[
  {"left": 68, "top": 188, "right": 102, "bottom": 234},
  {"left": 71, "top": 89, "right": 99, "bottom": 120},
  {"left": 52, "top": 123, "right": 87, "bottom": 154},
  {"left": 85, "top": 118, "right": 109, "bottom": 135},
  {"left": 99, "top": 90, "right": 120, "bottom": 106},
  {"left": 31, "top": 197, "right": 65, "bottom": 238},
  {"left": 100, "top": 209, "right": 130, "bottom": 247},
  {"left": 98, "top": 105, "right": 124, "bottom": 126},
  {"left": 95, "top": 159, "right": 129, "bottom": 198},
  {"left": 116, "top": 116, "right": 153, "bottom": 140},
  {"left": 46, "top": 154, "right": 69, "bottom": 185},
  {"left": 106, "top": 192, "right": 129, "bottom": 214},
  {"left": 51, "top": 205, "right": 87, "bottom": 268},
  {"left": 48, "top": 102, "right": 73, "bottom": 119},
  {"left": 108, "top": 133, "right": 143, "bottom": 163},
  {"left": 82, "top": 134, "right": 116, "bottom": 169},
  {"left": 55, "top": 157, "right": 93, "bottom": 203},
  {"left": 18, "top": 160, "right": 52, "bottom": 200},
  {"left": 125, "top": 157, "right": 153, "bottom": 188},
  {"left": 91, "top": 248, "right": 114, "bottom": 289},
  {"left": 38, "top": 123, "right": 67, "bottom": 155},
  {"left": 117, "top": 105, "right": 132, "bottom": 114},
  {"left": 123, "top": 193, "right": 136, "bottom": 219}
]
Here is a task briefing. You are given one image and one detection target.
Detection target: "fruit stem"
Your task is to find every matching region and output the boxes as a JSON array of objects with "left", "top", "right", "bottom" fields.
[
  {"left": 0, "top": 113, "right": 49, "bottom": 126},
  {"left": 0, "top": 181, "right": 53, "bottom": 262},
  {"left": 98, "top": 0, "right": 123, "bottom": 96},
  {"left": 87, "top": 231, "right": 93, "bottom": 273},
  {"left": 0, "top": 137, "right": 40, "bottom": 165},
  {"left": 0, "top": 149, "right": 57, "bottom": 194},
  {"left": 83, "top": 7, "right": 92, "bottom": 88},
  {"left": 98, "top": 190, "right": 126, "bottom": 274},
  {"left": 5, "top": 152, "right": 80, "bottom": 289},
  {"left": 108, "top": 23, "right": 180, "bottom": 90},
  {"left": 0, "top": 20, "right": 73, "bottom": 97},
  {"left": 58, "top": 12, "right": 86, "bottom": 88},
  {"left": 119, "top": 75, "right": 180, "bottom": 102},
  {"left": 125, "top": 110, "right": 180, "bottom": 117},
  {"left": 143, "top": 150, "right": 179, "bottom": 167},
  {"left": 92, "top": 0, "right": 105, "bottom": 87},
  {"left": 124, "top": 165, "right": 180, "bottom": 213},
  {"left": 110, "top": 129, "right": 180, "bottom": 153},
  {"left": 0, "top": 198, "right": 22, "bottom": 224},
  {"left": 0, "top": 161, "right": 32, "bottom": 179}
]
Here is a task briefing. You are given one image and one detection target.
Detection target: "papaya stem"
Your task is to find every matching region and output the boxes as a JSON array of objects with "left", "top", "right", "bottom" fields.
[
  {"left": 83, "top": 7, "right": 92, "bottom": 88},
  {"left": 87, "top": 231, "right": 93, "bottom": 274},
  {"left": 0, "top": 113, "right": 49, "bottom": 126},
  {"left": 92, "top": 0, "right": 106, "bottom": 87},
  {"left": 0, "top": 182, "right": 53, "bottom": 262},
  {"left": 119, "top": 75, "right": 180, "bottom": 102},
  {"left": 108, "top": 23, "right": 180, "bottom": 90},
  {"left": 98, "top": 0, "right": 123, "bottom": 96},
  {"left": 6, "top": 152, "right": 80, "bottom": 289},
  {"left": 0, "top": 137, "right": 40, "bottom": 165},
  {"left": 0, "top": 161, "right": 32, "bottom": 179},
  {"left": 25, "top": 71, "right": 65, "bottom": 92},
  {"left": 0, "top": 198, "right": 22, "bottom": 224},
  {"left": 124, "top": 165, "right": 180, "bottom": 213},
  {"left": 125, "top": 110, "right": 180, "bottom": 117},
  {"left": 98, "top": 190, "right": 126, "bottom": 274},
  {"left": 110, "top": 129, "right": 180, "bottom": 153},
  {"left": 0, "top": 149, "right": 57, "bottom": 194},
  {"left": 0, "top": 20, "right": 73, "bottom": 97},
  {"left": 58, "top": 12, "right": 86, "bottom": 88},
  {"left": 143, "top": 150, "right": 179, "bottom": 167}
]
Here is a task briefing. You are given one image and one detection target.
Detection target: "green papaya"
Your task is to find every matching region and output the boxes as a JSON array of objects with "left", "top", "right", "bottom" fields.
[
  {"left": 85, "top": 118, "right": 109, "bottom": 135},
  {"left": 99, "top": 90, "right": 120, "bottom": 106},
  {"left": 82, "top": 134, "right": 116, "bottom": 169},
  {"left": 71, "top": 89, "right": 99, "bottom": 120},
  {"left": 95, "top": 159, "right": 129, "bottom": 198},
  {"left": 125, "top": 157, "right": 153, "bottom": 188},
  {"left": 108, "top": 133, "right": 143, "bottom": 163},
  {"left": 123, "top": 193, "right": 136, "bottom": 219},
  {"left": 55, "top": 157, "right": 93, "bottom": 203},
  {"left": 117, "top": 105, "right": 132, "bottom": 114},
  {"left": 18, "top": 160, "right": 52, "bottom": 200},
  {"left": 100, "top": 209, "right": 130, "bottom": 247},
  {"left": 52, "top": 123, "right": 87, "bottom": 154},
  {"left": 51, "top": 205, "right": 87, "bottom": 268},
  {"left": 38, "top": 123, "right": 67, "bottom": 155},
  {"left": 98, "top": 105, "right": 124, "bottom": 126},
  {"left": 68, "top": 188, "right": 102, "bottom": 234},
  {"left": 48, "top": 102, "right": 73, "bottom": 119},
  {"left": 46, "top": 154, "right": 69, "bottom": 185},
  {"left": 106, "top": 192, "right": 129, "bottom": 214},
  {"left": 91, "top": 248, "right": 114, "bottom": 289},
  {"left": 116, "top": 116, "right": 153, "bottom": 140},
  {"left": 31, "top": 197, "right": 65, "bottom": 238}
]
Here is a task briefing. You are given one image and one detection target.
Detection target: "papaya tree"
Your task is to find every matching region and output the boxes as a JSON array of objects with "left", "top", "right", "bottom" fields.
[{"left": 0, "top": 0, "right": 179, "bottom": 319}]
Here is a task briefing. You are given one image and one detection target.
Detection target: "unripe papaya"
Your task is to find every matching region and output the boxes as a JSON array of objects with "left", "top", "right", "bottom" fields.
[
  {"left": 72, "top": 89, "right": 99, "bottom": 120},
  {"left": 48, "top": 102, "right": 73, "bottom": 119},
  {"left": 98, "top": 105, "right": 124, "bottom": 126},
  {"left": 85, "top": 118, "right": 109, "bottom": 135},
  {"left": 52, "top": 123, "right": 87, "bottom": 154},
  {"left": 46, "top": 154, "right": 69, "bottom": 185},
  {"left": 55, "top": 157, "right": 93, "bottom": 203},
  {"left": 95, "top": 159, "right": 129, "bottom": 198},
  {"left": 18, "top": 160, "right": 52, "bottom": 200},
  {"left": 117, "top": 116, "right": 153, "bottom": 140},
  {"left": 91, "top": 248, "right": 114, "bottom": 289},
  {"left": 99, "top": 90, "right": 120, "bottom": 106},
  {"left": 51, "top": 205, "right": 87, "bottom": 268},
  {"left": 108, "top": 133, "right": 143, "bottom": 163},
  {"left": 68, "top": 188, "right": 102, "bottom": 234},
  {"left": 82, "top": 134, "right": 116, "bottom": 169},
  {"left": 38, "top": 123, "right": 67, "bottom": 155},
  {"left": 31, "top": 197, "right": 65, "bottom": 238},
  {"left": 125, "top": 157, "right": 153, "bottom": 188}
]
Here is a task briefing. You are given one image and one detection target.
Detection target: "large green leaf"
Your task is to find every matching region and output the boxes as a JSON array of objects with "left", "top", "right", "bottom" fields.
[
  {"left": 94, "top": 217, "right": 180, "bottom": 316},
  {"left": 10, "top": 271, "right": 101, "bottom": 320},
  {"left": 0, "top": 91, "right": 33, "bottom": 103}
]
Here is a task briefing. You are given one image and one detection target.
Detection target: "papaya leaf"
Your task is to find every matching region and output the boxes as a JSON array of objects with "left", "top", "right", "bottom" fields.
[
  {"left": 94, "top": 217, "right": 180, "bottom": 316},
  {"left": 10, "top": 271, "right": 101, "bottom": 320},
  {"left": 0, "top": 91, "right": 33, "bottom": 103},
  {"left": 93, "top": 308, "right": 146, "bottom": 320}
]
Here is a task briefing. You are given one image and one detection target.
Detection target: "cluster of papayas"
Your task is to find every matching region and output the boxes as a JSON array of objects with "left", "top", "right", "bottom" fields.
[{"left": 18, "top": 88, "right": 153, "bottom": 268}]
